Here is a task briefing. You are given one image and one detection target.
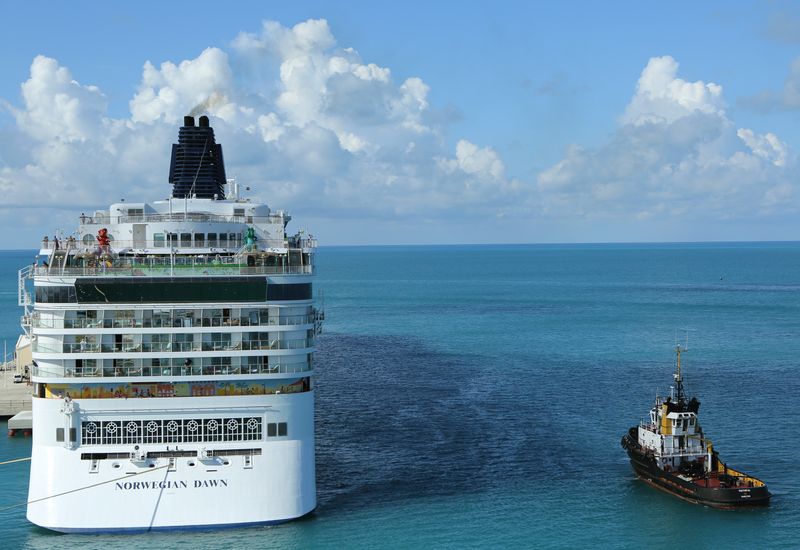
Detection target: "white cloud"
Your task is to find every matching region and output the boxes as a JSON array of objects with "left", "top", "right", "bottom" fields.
[
  {"left": 0, "top": 27, "right": 796, "bottom": 245},
  {"left": 0, "top": 18, "right": 521, "bottom": 235},
  {"left": 737, "top": 128, "right": 788, "bottom": 167},
  {"left": 621, "top": 56, "right": 724, "bottom": 125},
  {"left": 439, "top": 140, "right": 505, "bottom": 181},
  {"left": 13, "top": 55, "right": 108, "bottom": 142},
  {"left": 539, "top": 55, "right": 797, "bottom": 222},
  {"left": 130, "top": 47, "right": 236, "bottom": 124}
]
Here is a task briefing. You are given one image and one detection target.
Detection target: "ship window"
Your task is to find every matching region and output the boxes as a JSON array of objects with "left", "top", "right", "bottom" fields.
[
  {"left": 127, "top": 208, "right": 144, "bottom": 221},
  {"left": 194, "top": 233, "right": 205, "bottom": 247},
  {"left": 35, "top": 286, "right": 77, "bottom": 303},
  {"left": 234, "top": 208, "right": 245, "bottom": 218},
  {"left": 180, "top": 233, "right": 192, "bottom": 247},
  {"left": 153, "top": 233, "right": 165, "bottom": 247},
  {"left": 167, "top": 233, "right": 178, "bottom": 246},
  {"left": 56, "top": 428, "right": 64, "bottom": 442},
  {"left": 82, "top": 234, "right": 94, "bottom": 245},
  {"left": 277, "top": 422, "right": 287, "bottom": 437},
  {"left": 267, "top": 423, "right": 277, "bottom": 437},
  {"left": 208, "top": 233, "right": 218, "bottom": 247},
  {"left": 219, "top": 233, "right": 228, "bottom": 247},
  {"left": 74, "top": 277, "right": 268, "bottom": 303}
]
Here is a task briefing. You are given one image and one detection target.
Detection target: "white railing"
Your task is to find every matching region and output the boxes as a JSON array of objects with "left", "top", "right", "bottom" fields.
[
  {"left": 18, "top": 265, "right": 33, "bottom": 307},
  {"left": 33, "top": 264, "right": 313, "bottom": 277},
  {"left": 32, "top": 361, "right": 310, "bottom": 378},
  {"left": 31, "top": 312, "right": 316, "bottom": 329},
  {"left": 40, "top": 237, "right": 316, "bottom": 252},
  {"left": 35, "top": 338, "right": 314, "bottom": 354},
  {"left": 79, "top": 213, "right": 286, "bottom": 225}
]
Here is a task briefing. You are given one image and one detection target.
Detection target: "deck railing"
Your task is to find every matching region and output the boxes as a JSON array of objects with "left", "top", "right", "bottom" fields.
[
  {"left": 79, "top": 213, "right": 287, "bottom": 225},
  {"left": 31, "top": 313, "right": 315, "bottom": 329},
  {"left": 35, "top": 338, "right": 314, "bottom": 354},
  {"left": 32, "top": 362, "right": 311, "bottom": 378},
  {"left": 32, "top": 264, "right": 313, "bottom": 277},
  {"left": 40, "top": 237, "right": 316, "bottom": 252}
]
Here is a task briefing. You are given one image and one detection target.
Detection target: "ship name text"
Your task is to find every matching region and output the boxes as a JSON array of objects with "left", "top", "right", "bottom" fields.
[{"left": 115, "top": 479, "right": 229, "bottom": 490}]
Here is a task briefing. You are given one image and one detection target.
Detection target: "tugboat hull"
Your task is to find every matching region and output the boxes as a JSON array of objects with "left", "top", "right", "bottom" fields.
[{"left": 622, "top": 431, "right": 770, "bottom": 509}]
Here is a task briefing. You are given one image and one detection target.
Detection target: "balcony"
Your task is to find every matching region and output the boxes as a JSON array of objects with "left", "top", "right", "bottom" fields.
[
  {"left": 35, "top": 337, "right": 314, "bottom": 354},
  {"left": 31, "top": 361, "right": 311, "bottom": 378}
]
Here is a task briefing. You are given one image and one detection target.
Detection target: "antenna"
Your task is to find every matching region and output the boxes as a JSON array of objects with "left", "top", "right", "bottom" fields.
[
  {"left": 673, "top": 328, "right": 693, "bottom": 402},
  {"left": 188, "top": 138, "right": 210, "bottom": 199}
]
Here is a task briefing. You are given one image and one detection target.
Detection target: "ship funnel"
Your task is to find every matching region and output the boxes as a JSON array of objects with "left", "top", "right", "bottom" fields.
[{"left": 168, "top": 115, "right": 227, "bottom": 200}]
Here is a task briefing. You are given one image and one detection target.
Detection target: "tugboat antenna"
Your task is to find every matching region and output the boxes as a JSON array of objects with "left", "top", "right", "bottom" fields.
[{"left": 673, "top": 329, "right": 691, "bottom": 403}]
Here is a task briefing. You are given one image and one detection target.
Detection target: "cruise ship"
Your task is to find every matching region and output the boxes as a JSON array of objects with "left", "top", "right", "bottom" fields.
[{"left": 18, "top": 115, "right": 322, "bottom": 532}]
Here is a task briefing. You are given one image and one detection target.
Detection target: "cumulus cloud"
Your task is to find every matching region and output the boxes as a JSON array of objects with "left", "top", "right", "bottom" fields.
[
  {"left": 621, "top": 56, "right": 724, "bottom": 125},
  {"left": 0, "top": 25, "right": 796, "bottom": 244},
  {"left": 130, "top": 47, "right": 237, "bottom": 123},
  {"left": 538, "top": 55, "right": 797, "bottom": 221},
  {"left": 0, "top": 18, "right": 522, "bottom": 232}
]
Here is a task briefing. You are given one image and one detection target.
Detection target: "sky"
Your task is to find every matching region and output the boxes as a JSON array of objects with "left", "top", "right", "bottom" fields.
[{"left": 1, "top": 0, "right": 800, "bottom": 247}]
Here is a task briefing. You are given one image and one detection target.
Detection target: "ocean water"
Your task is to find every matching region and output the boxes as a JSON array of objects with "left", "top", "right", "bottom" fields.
[{"left": 0, "top": 243, "right": 799, "bottom": 549}]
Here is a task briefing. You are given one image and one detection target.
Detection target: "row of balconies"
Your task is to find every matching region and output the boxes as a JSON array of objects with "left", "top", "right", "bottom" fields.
[
  {"left": 34, "top": 336, "right": 314, "bottom": 354},
  {"left": 31, "top": 311, "right": 315, "bottom": 330},
  {"left": 32, "top": 357, "right": 311, "bottom": 378}
]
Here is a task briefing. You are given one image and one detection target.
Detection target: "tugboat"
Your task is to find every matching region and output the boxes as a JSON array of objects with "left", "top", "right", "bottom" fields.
[{"left": 621, "top": 344, "right": 770, "bottom": 508}]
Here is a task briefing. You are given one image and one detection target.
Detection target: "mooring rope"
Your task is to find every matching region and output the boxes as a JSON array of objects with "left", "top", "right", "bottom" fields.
[
  {"left": 0, "top": 464, "right": 171, "bottom": 512},
  {"left": 0, "top": 457, "right": 31, "bottom": 465}
]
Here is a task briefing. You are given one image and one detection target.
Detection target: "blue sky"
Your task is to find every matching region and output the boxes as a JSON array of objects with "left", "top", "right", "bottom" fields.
[{"left": 1, "top": 0, "right": 799, "bottom": 247}]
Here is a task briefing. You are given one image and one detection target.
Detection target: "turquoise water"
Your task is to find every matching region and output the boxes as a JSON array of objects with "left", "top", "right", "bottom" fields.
[{"left": 1, "top": 243, "right": 799, "bottom": 549}]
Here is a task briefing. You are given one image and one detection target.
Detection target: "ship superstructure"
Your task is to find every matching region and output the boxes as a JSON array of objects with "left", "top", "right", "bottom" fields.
[
  {"left": 621, "top": 345, "right": 769, "bottom": 508},
  {"left": 18, "top": 115, "right": 322, "bottom": 532}
]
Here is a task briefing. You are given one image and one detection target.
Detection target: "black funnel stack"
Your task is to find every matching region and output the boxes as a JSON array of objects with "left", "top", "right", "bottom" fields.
[{"left": 168, "top": 115, "right": 227, "bottom": 199}]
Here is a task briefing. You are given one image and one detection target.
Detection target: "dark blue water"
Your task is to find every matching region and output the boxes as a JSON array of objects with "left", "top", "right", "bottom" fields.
[{"left": 1, "top": 244, "right": 798, "bottom": 549}]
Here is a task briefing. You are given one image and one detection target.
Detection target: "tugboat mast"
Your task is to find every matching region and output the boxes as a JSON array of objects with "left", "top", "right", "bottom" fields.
[{"left": 674, "top": 343, "right": 687, "bottom": 404}]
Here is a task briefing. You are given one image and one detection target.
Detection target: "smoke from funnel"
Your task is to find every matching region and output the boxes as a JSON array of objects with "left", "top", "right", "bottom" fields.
[{"left": 189, "top": 92, "right": 227, "bottom": 117}]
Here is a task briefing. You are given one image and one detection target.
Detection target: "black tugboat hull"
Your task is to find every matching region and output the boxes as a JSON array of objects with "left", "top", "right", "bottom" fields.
[{"left": 621, "top": 431, "right": 770, "bottom": 509}]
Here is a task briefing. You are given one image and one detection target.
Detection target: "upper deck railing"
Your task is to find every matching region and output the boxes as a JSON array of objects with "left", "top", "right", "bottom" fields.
[
  {"left": 32, "top": 244, "right": 313, "bottom": 278},
  {"left": 39, "top": 236, "right": 316, "bottom": 252},
  {"left": 79, "top": 213, "right": 285, "bottom": 225},
  {"left": 32, "top": 263, "right": 313, "bottom": 277}
]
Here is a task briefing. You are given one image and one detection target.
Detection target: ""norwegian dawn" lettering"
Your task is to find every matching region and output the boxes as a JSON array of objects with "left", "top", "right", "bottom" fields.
[{"left": 115, "top": 479, "right": 228, "bottom": 490}]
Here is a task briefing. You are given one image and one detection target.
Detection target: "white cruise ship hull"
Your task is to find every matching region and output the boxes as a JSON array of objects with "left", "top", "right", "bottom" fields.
[{"left": 27, "top": 392, "right": 316, "bottom": 532}]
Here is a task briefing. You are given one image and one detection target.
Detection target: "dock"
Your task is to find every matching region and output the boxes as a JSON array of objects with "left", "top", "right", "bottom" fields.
[
  {"left": 8, "top": 410, "right": 32, "bottom": 436},
  {"left": 0, "top": 366, "right": 33, "bottom": 422}
]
